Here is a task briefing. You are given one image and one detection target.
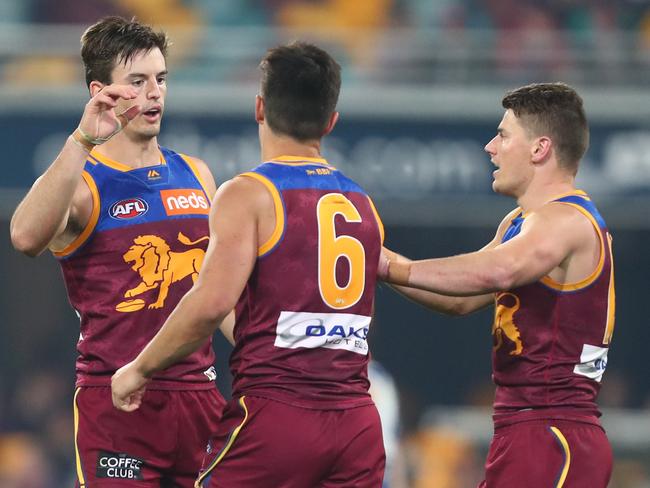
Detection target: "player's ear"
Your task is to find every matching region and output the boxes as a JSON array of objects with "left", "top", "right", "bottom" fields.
[
  {"left": 255, "top": 95, "right": 265, "bottom": 124},
  {"left": 89, "top": 81, "right": 105, "bottom": 98},
  {"left": 531, "top": 136, "right": 552, "bottom": 164},
  {"left": 323, "top": 111, "right": 339, "bottom": 136}
]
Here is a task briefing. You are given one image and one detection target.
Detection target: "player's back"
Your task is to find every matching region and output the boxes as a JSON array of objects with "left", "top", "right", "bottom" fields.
[
  {"left": 231, "top": 156, "right": 384, "bottom": 409},
  {"left": 492, "top": 190, "right": 615, "bottom": 419}
]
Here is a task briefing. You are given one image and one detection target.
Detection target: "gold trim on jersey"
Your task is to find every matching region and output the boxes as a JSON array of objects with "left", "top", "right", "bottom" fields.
[
  {"left": 367, "top": 196, "right": 385, "bottom": 244},
  {"left": 179, "top": 153, "right": 213, "bottom": 202},
  {"left": 603, "top": 232, "right": 616, "bottom": 344},
  {"left": 269, "top": 155, "right": 333, "bottom": 168},
  {"left": 539, "top": 202, "right": 606, "bottom": 291},
  {"left": 73, "top": 388, "right": 86, "bottom": 488},
  {"left": 499, "top": 206, "right": 525, "bottom": 239},
  {"left": 549, "top": 426, "right": 571, "bottom": 487},
  {"left": 521, "top": 190, "right": 589, "bottom": 218},
  {"left": 89, "top": 148, "right": 165, "bottom": 172},
  {"left": 53, "top": 171, "right": 101, "bottom": 257},
  {"left": 240, "top": 172, "right": 285, "bottom": 256},
  {"left": 195, "top": 396, "right": 250, "bottom": 488}
]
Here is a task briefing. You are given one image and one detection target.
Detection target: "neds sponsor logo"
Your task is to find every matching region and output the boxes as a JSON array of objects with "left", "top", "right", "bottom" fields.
[{"left": 160, "top": 189, "right": 209, "bottom": 216}]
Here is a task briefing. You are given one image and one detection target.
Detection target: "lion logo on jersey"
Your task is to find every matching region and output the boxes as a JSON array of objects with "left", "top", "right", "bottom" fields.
[
  {"left": 492, "top": 292, "right": 523, "bottom": 355},
  {"left": 116, "top": 233, "right": 209, "bottom": 311}
]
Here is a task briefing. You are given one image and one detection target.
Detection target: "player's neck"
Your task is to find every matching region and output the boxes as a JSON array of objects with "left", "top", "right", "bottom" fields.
[
  {"left": 95, "top": 133, "right": 161, "bottom": 169},
  {"left": 261, "top": 134, "right": 322, "bottom": 162},
  {"left": 517, "top": 178, "right": 576, "bottom": 213}
]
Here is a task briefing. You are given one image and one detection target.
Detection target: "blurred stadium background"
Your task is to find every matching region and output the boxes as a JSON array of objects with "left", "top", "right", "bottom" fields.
[{"left": 1, "top": 0, "right": 649, "bottom": 487}]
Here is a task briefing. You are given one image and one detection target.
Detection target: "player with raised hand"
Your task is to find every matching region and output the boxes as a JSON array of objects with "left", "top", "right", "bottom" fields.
[{"left": 11, "top": 16, "right": 225, "bottom": 487}]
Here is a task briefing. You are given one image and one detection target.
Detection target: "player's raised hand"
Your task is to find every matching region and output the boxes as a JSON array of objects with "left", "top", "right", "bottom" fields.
[
  {"left": 111, "top": 360, "right": 149, "bottom": 412},
  {"left": 76, "top": 84, "right": 141, "bottom": 148}
]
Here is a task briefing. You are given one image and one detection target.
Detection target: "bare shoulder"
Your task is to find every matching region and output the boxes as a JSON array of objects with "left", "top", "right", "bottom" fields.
[
  {"left": 185, "top": 155, "right": 217, "bottom": 198},
  {"left": 525, "top": 202, "right": 597, "bottom": 246},
  {"left": 213, "top": 175, "right": 274, "bottom": 209}
]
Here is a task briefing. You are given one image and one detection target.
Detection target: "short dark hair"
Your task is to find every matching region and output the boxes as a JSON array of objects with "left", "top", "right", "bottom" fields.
[
  {"left": 259, "top": 42, "right": 341, "bottom": 141},
  {"left": 80, "top": 16, "right": 168, "bottom": 87},
  {"left": 502, "top": 82, "right": 589, "bottom": 174}
]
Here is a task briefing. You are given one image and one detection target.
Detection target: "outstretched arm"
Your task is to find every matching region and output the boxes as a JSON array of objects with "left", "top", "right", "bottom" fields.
[
  {"left": 10, "top": 85, "right": 140, "bottom": 256},
  {"left": 383, "top": 204, "right": 592, "bottom": 296},
  {"left": 378, "top": 210, "right": 522, "bottom": 315},
  {"left": 384, "top": 248, "right": 493, "bottom": 315},
  {"left": 111, "top": 176, "right": 268, "bottom": 411}
]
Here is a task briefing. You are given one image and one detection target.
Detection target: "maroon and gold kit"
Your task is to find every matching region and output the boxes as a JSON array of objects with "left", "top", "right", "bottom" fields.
[
  {"left": 198, "top": 156, "right": 386, "bottom": 488},
  {"left": 481, "top": 190, "right": 615, "bottom": 487},
  {"left": 493, "top": 190, "right": 615, "bottom": 415},
  {"left": 58, "top": 147, "right": 217, "bottom": 388},
  {"left": 230, "top": 156, "right": 384, "bottom": 409},
  {"left": 59, "top": 147, "right": 225, "bottom": 487}
]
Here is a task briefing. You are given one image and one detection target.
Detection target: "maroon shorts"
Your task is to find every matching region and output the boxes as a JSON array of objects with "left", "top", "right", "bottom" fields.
[
  {"left": 478, "top": 418, "right": 612, "bottom": 488},
  {"left": 73, "top": 386, "right": 225, "bottom": 488},
  {"left": 196, "top": 395, "right": 386, "bottom": 488}
]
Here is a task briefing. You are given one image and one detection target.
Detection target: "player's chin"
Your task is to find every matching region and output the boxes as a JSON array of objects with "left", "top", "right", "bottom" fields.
[
  {"left": 491, "top": 179, "right": 510, "bottom": 196},
  {"left": 137, "top": 126, "right": 161, "bottom": 139}
]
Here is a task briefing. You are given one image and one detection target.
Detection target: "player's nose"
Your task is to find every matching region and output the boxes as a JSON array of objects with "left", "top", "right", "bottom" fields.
[
  {"left": 484, "top": 136, "right": 497, "bottom": 156},
  {"left": 147, "top": 79, "right": 161, "bottom": 99}
]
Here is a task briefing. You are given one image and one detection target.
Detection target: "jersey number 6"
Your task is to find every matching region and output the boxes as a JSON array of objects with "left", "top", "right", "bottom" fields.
[{"left": 316, "top": 193, "right": 365, "bottom": 310}]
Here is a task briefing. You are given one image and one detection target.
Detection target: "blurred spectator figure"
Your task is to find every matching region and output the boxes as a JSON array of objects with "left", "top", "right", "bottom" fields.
[
  {"left": 9, "top": 370, "right": 70, "bottom": 431},
  {"left": 403, "top": 427, "right": 480, "bottom": 488},
  {"left": 4, "top": 370, "right": 75, "bottom": 485},
  {"left": 194, "top": 0, "right": 270, "bottom": 26},
  {"left": 485, "top": 0, "right": 572, "bottom": 82},
  {"left": 0, "top": 433, "right": 55, "bottom": 488},
  {"left": 598, "top": 369, "right": 632, "bottom": 408},
  {"left": 275, "top": 0, "right": 394, "bottom": 72},
  {"left": 116, "top": 0, "right": 199, "bottom": 25},
  {"left": 369, "top": 360, "right": 408, "bottom": 488},
  {"left": 114, "top": 0, "right": 204, "bottom": 70},
  {"left": 5, "top": 0, "right": 127, "bottom": 86},
  {"left": 31, "top": 0, "right": 126, "bottom": 23},
  {"left": 6, "top": 0, "right": 203, "bottom": 86},
  {"left": 558, "top": 0, "right": 627, "bottom": 84}
]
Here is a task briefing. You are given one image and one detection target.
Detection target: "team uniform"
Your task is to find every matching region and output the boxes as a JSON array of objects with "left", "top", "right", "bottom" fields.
[
  {"left": 480, "top": 190, "right": 615, "bottom": 488},
  {"left": 56, "top": 147, "right": 225, "bottom": 487},
  {"left": 196, "top": 156, "right": 386, "bottom": 488}
]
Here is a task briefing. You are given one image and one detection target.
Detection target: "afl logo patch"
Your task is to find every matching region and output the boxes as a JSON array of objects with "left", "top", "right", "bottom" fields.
[{"left": 110, "top": 198, "right": 149, "bottom": 220}]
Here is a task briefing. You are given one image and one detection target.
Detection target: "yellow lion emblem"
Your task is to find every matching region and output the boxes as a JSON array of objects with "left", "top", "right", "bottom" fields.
[
  {"left": 492, "top": 292, "right": 523, "bottom": 355},
  {"left": 118, "top": 232, "right": 209, "bottom": 311}
]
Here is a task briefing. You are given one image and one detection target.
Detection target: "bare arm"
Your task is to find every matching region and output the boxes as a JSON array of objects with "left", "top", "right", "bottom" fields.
[
  {"left": 10, "top": 85, "right": 140, "bottom": 256},
  {"left": 385, "top": 204, "right": 595, "bottom": 296},
  {"left": 384, "top": 248, "right": 493, "bottom": 315},
  {"left": 379, "top": 210, "right": 521, "bottom": 315},
  {"left": 194, "top": 158, "right": 235, "bottom": 345},
  {"left": 111, "top": 176, "right": 269, "bottom": 410}
]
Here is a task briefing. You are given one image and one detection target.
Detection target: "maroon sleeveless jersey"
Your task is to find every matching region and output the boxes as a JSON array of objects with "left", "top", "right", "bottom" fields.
[
  {"left": 56, "top": 147, "right": 217, "bottom": 389},
  {"left": 231, "top": 156, "right": 384, "bottom": 409},
  {"left": 492, "top": 191, "right": 615, "bottom": 416}
]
